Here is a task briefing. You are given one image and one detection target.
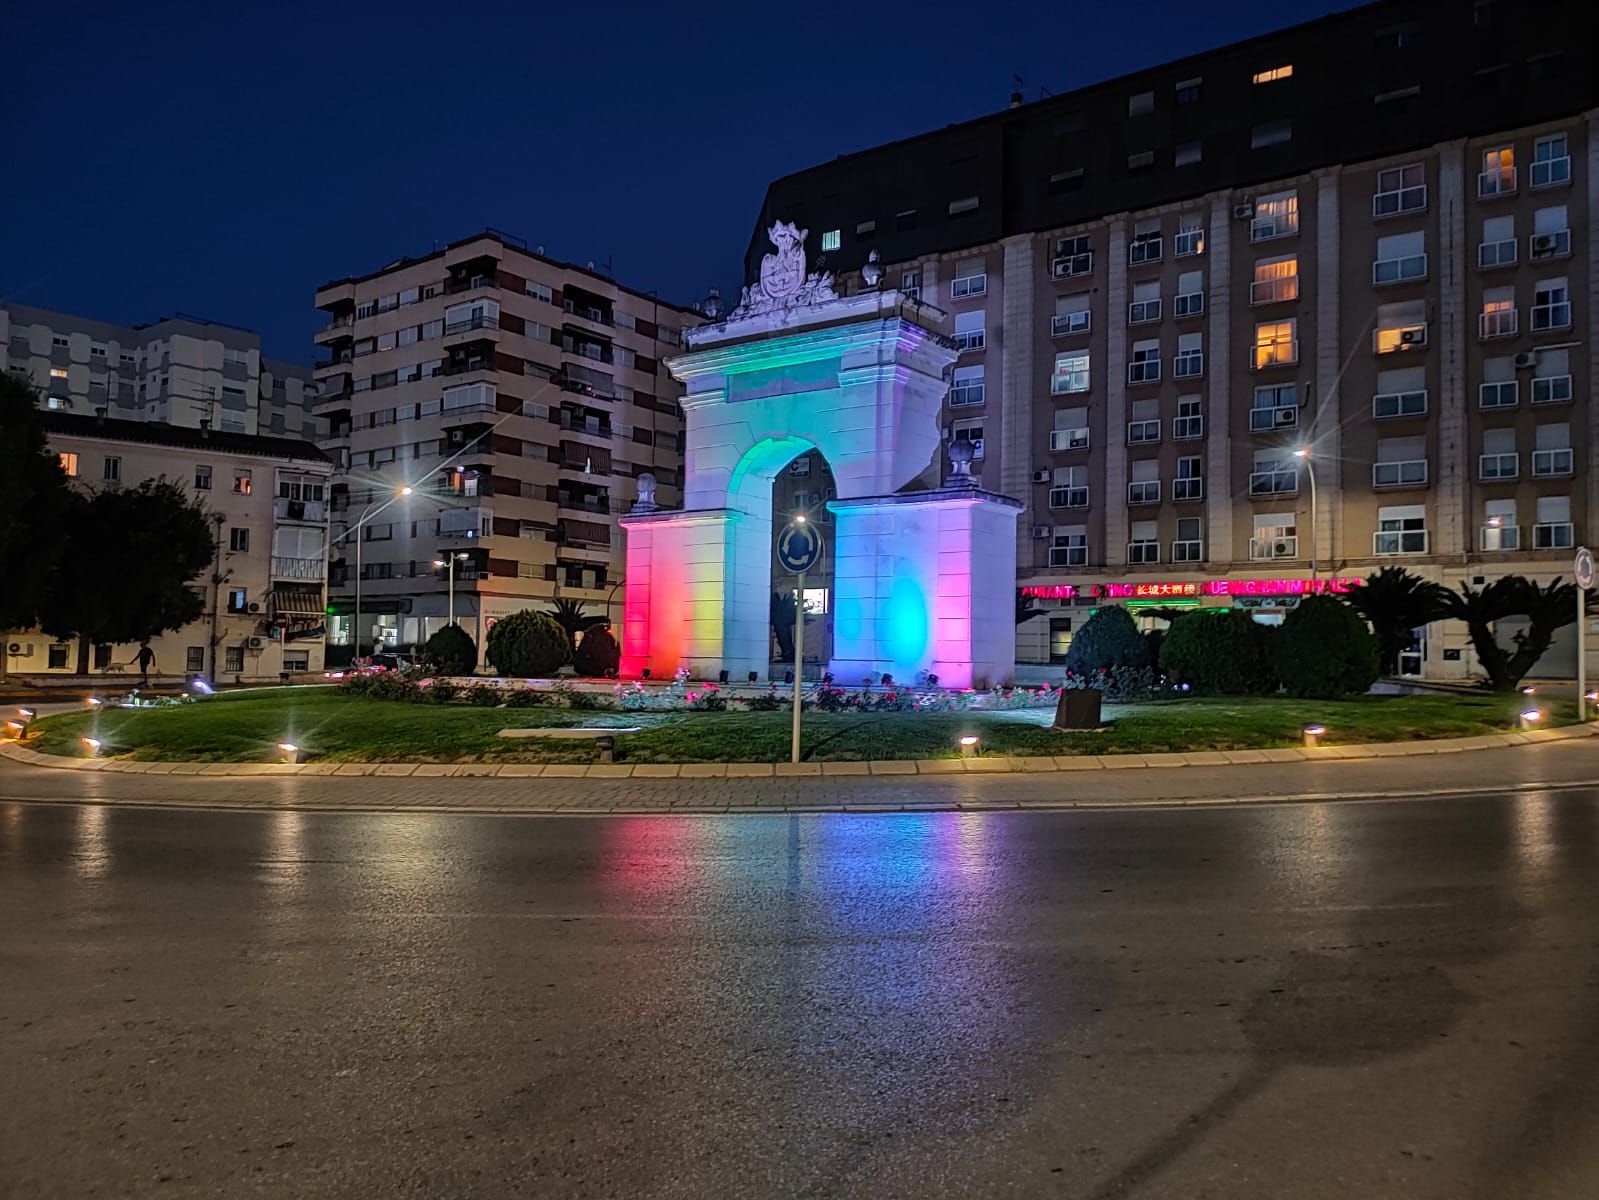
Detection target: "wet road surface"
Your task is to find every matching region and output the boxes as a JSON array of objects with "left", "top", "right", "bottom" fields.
[{"left": 3, "top": 793, "right": 1599, "bottom": 1198}]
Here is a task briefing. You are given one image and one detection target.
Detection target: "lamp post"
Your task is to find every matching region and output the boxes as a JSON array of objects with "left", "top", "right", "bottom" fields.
[
  {"left": 1294, "top": 448, "right": 1318, "bottom": 583},
  {"left": 352, "top": 486, "right": 412, "bottom": 663},
  {"left": 432, "top": 553, "right": 469, "bottom": 630}
]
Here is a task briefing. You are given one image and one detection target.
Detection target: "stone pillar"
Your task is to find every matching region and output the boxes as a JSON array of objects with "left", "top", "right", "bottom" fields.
[
  {"left": 1205, "top": 198, "right": 1234, "bottom": 564},
  {"left": 1435, "top": 141, "right": 1469, "bottom": 558},
  {"left": 1000, "top": 235, "right": 1037, "bottom": 563},
  {"left": 1104, "top": 218, "right": 1130, "bottom": 566},
  {"left": 1586, "top": 113, "right": 1599, "bottom": 542},
  {"left": 1313, "top": 170, "right": 1343, "bottom": 569}
]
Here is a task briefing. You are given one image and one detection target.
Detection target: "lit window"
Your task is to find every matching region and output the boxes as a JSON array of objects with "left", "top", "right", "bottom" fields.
[
  {"left": 227, "top": 588, "right": 248, "bottom": 614},
  {"left": 1250, "top": 257, "right": 1298, "bottom": 305},
  {"left": 58, "top": 452, "right": 79, "bottom": 477},
  {"left": 1253, "top": 65, "right": 1293, "bottom": 84},
  {"left": 233, "top": 470, "right": 253, "bottom": 495},
  {"left": 820, "top": 229, "right": 841, "bottom": 252},
  {"left": 50, "top": 367, "right": 68, "bottom": 380},
  {"left": 1252, "top": 320, "right": 1299, "bottom": 369},
  {"left": 1479, "top": 146, "right": 1516, "bottom": 197},
  {"left": 1052, "top": 353, "right": 1091, "bottom": 395},
  {"left": 1250, "top": 191, "right": 1299, "bottom": 241}
]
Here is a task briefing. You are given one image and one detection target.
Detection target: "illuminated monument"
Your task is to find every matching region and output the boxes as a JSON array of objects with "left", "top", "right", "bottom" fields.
[{"left": 620, "top": 223, "right": 1021, "bottom": 688}]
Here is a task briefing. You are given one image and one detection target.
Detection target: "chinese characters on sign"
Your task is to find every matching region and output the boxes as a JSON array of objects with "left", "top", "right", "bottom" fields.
[{"left": 1020, "top": 577, "right": 1360, "bottom": 602}]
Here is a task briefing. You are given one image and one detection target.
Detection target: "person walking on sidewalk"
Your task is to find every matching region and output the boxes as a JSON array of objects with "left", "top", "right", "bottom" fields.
[{"left": 136, "top": 642, "right": 155, "bottom": 687}]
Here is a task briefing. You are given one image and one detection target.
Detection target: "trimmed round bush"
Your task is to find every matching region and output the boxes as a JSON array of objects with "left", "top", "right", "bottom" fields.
[
  {"left": 485, "top": 609, "right": 569, "bottom": 678},
  {"left": 1273, "top": 594, "right": 1380, "bottom": 699},
  {"left": 422, "top": 623, "right": 477, "bottom": 675},
  {"left": 1159, "top": 610, "right": 1277, "bottom": 695},
  {"left": 1064, "top": 605, "right": 1150, "bottom": 676},
  {"left": 571, "top": 625, "right": 621, "bottom": 677}
]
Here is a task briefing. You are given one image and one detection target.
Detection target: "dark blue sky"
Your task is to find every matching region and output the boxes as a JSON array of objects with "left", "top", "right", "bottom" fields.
[{"left": 4, "top": 0, "right": 1350, "bottom": 360}]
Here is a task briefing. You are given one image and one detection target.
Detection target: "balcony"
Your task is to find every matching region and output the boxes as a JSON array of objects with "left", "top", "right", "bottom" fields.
[
  {"left": 1250, "top": 214, "right": 1297, "bottom": 242},
  {"left": 274, "top": 498, "right": 327, "bottom": 523},
  {"left": 270, "top": 556, "right": 323, "bottom": 581},
  {"left": 1127, "top": 419, "right": 1160, "bottom": 445},
  {"left": 1373, "top": 254, "right": 1427, "bottom": 286},
  {"left": 1531, "top": 156, "right": 1571, "bottom": 189},
  {"left": 445, "top": 273, "right": 496, "bottom": 295},
  {"left": 556, "top": 493, "right": 611, "bottom": 515},
  {"left": 1049, "top": 546, "right": 1087, "bottom": 567},
  {"left": 950, "top": 274, "right": 987, "bottom": 299},
  {"left": 1534, "top": 522, "right": 1574, "bottom": 549},
  {"left": 1174, "top": 292, "right": 1204, "bottom": 318},
  {"left": 1372, "top": 184, "right": 1427, "bottom": 218},
  {"left": 1173, "top": 414, "right": 1204, "bottom": 440},
  {"left": 1531, "top": 302, "right": 1572, "bottom": 332},
  {"left": 1250, "top": 535, "right": 1298, "bottom": 560},
  {"left": 444, "top": 313, "right": 499, "bottom": 336},
  {"left": 948, "top": 382, "right": 985, "bottom": 407},
  {"left": 1529, "top": 230, "right": 1571, "bottom": 261},
  {"left": 1478, "top": 309, "right": 1518, "bottom": 340},
  {"left": 1532, "top": 448, "right": 1574, "bottom": 477},
  {"left": 1128, "top": 236, "right": 1163, "bottom": 266},
  {"left": 559, "top": 411, "right": 613, "bottom": 439},
  {"left": 562, "top": 299, "right": 613, "bottom": 326},
  {"left": 1128, "top": 298, "right": 1161, "bottom": 324},
  {"left": 1127, "top": 540, "right": 1159, "bottom": 564},
  {"left": 1249, "top": 406, "right": 1298, "bottom": 432},
  {"left": 1248, "top": 468, "right": 1299, "bottom": 496},
  {"left": 1372, "top": 389, "right": 1427, "bottom": 419},
  {"left": 1481, "top": 523, "right": 1520, "bottom": 551},
  {"left": 1050, "top": 428, "right": 1089, "bottom": 452},
  {"left": 1251, "top": 340, "right": 1300, "bottom": 369},
  {"left": 1478, "top": 165, "right": 1517, "bottom": 198},
  {"left": 1373, "top": 459, "right": 1428, "bottom": 488},
  {"left": 1051, "top": 311, "right": 1091, "bottom": 336},
  {"left": 1048, "top": 485, "right": 1088, "bottom": 509},
  {"left": 1374, "top": 529, "right": 1428, "bottom": 555},
  {"left": 1174, "top": 229, "right": 1204, "bottom": 257},
  {"left": 1478, "top": 239, "right": 1517, "bottom": 269},
  {"left": 1127, "top": 359, "right": 1161, "bottom": 385},
  {"left": 1172, "top": 477, "right": 1204, "bottom": 501},
  {"left": 1051, "top": 252, "right": 1093, "bottom": 279},
  {"left": 1173, "top": 351, "right": 1204, "bottom": 379},
  {"left": 953, "top": 328, "right": 986, "bottom": 351},
  {"left": 1249, "top": 277, "right": 1298, "bottom": 306},
  {"left": 1172, "top": 539, "right": 1204, "bottom": 563},
  {"left": 1479, "top": 452, "right": 1519, "bottom": 480},
  {"left": 441, "top": 357, "right": 493, "bottom": 378},
  {"left": 1374, "top": 324, "right": 1427, "bottom": 354},
  {"left": 1532, "top": 375, "right": 1573, "bottom": 405},
  {"left": 1127, "top": 481, "right": 1160, "bottom": 505},
  {"left": 1480, "top": 380, "right": 1518, "bottom": 409}
]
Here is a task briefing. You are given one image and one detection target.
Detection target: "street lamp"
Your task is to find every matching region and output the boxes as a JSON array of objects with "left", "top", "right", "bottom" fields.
[
  {"left": 1294, "top": 448, "right": 1319, "bottom": 583},
  {"left": 432, "top": 553, "right": 470, "bottom": 630},
  {"left": 352, "top": 486, "right": 413, "bottom": 664}
]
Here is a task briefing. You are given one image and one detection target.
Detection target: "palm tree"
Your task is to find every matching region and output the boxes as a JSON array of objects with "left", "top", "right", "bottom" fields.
[
  {"left": 1503, "top": 578, "right": 1581, "bottom": 688},
  {"left": 544, "top": 598, "right": 608, "bottom": 654},
  {"left": 1016, "top": 592, "right": 1047, "bottom": 626},
  {"left": 1435, "top": 576, "right": 1580, "bottom": 692},
  {"left": 1341, "top": 567, "right": 1450, "bottom": 674}
]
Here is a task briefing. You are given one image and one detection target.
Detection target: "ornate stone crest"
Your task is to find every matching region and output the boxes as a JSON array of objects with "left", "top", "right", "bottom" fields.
[{"left": 728, "top": 220, "right": 838, "bottom": 320}]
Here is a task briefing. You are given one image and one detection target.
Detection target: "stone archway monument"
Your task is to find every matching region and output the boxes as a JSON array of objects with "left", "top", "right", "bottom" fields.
[{"left": 620, "top": 224, "right": 1021, "bottom": 688}]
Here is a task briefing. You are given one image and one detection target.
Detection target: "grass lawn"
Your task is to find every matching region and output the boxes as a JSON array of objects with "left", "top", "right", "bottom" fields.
[{"left": 23, "top": 686, "right": 1577, "bottom": 764}]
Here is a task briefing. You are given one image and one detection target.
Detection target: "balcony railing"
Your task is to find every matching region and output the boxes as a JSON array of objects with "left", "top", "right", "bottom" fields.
[
  {"left": 445, "top": 274, "right": 495, "bottom": 295},
  {"left": 1174, "top": 292, "right": 1204, "bottom": 318},
  {"left": 1481, "top": 523, "right": 1520, "bottom": 551},
  {"left": 1534, "top": 522, "right": 1574, "bottom": 549},
  {"left": 1126, "top": 419, "right": 1160, "bottom": 444},
  {"left": 948, "top": 382, "right": 985, "bottom": 407},
  {"left": 1174, "top": 229, "right": 1204, "bottom": 256},
  {"left": 557, "top": 494, "right": 611, "bottom": 515},
  {"left": 1051, "top": 252, "right": 1093, "bottom": 279},
  {"left": 1127, "top": 481, "right": 1160, "bottom": 505},
  {"left": 1374, "top": 324, "right": 1427, "bottom": 353},
  {"left": 444, "top": 313, "right": 499, "bottom": 335},
  {"left": 274, "top": 498, "right": 327, "bottom": 523},
  {"left": 1479, "top": 380, "right": 1518, "bottom": 409},
  {"left": 1049, "top": 546, "right": 1087, "bottom": 567},
  {"left": 1127, "top": 359, "right": 1161, "bottom": 385},
  {"left": 1532, "top": 448, "right": 1574, "bottom": 477},
  {"left": 1250, "top": 214, "right": 1298, "bottom": 242},
  {"left": 950, "top": 274, "right": 987, "bottom": 299},
  {"left": 953, "top": 329, "right": 986, "bottom": 351},
  {"left": 1050, "top": 429, "right": 1089, "bottom": 452},
  {"left": 1531, "top": 301, "right": 1571, "bottom": 332},
  {"left": 1531, "top": 156, "right": 1571, "bottom": 189},
  {"left": 1051, "top": 311, "right": 1090, "bottom": 336},
  {"left": 1372, "top": 254, "right": 1427, "bottom": 286},
  {"left": 1252, "top": 339, "right": 1299, "bottom": 368},
  {"left": 1173, "top": 351, "right": 1204, "bottom": 379},
  {"left": 1173, "top": 415, "right": 1204, "bottom": 440},
  {"left": 1374, "top": 529, "right": 1428, "bottom": 555},
  {"left": 1128, "top": 236, "right": 1163, "bottom": 265},
  {"left": 1532, "top": 375, "right": 1573, "bottom": 405},
  {"left": 1529, "top": 230, "right": 1571, "bottom": 260},
  {"left": 1248, "top": 468, "right": 1299, "bottom": 496},
  {"left": 1373, "top": 459, "right": 1429, "bottom": 488},
  {"left": 1372, "top": 389, "right": 1427, "bottom": 419},
  {"left": 1128, "top": 299, "right": 1161, "bottom": 324},
  {"left": 1478, "top": 452, "right": 1519, "bottom": 480},
  {"left": 1250, "top": 535, "right": 1298, "bottom": 560},
  {"left": 1127, "top": 540, "right": 1160, "bottom": 564},
  {"left": 1249, "top": 406, "right": 1297, "bottom": 432},
  {"left": 1478, "top": 165, "right": 1517, "bottom": 198},
  {"left": 1249, "top": 277, "right": 1298, "bottom": 305},
  {"left": 271, "top": 555, "right": 323, "bottom": 581},
  {"left": 1479, "top": 309, "right": 1518, "bottom": 339},
  {"left": 1172, "top": 539, "right": 1204, "bottom": 563},
  {"left": 1048, "top": 486, "right": 1088, "bottom": 509},
  {"left": 1372, "top": 184, "right": 1427, "bottom": 218},
  {"left": 1172, "top": 477, "right": 1204, "bottom": 501},
  {"left": 1478, "top": 238, "right": 1517, "bottom": 269}
]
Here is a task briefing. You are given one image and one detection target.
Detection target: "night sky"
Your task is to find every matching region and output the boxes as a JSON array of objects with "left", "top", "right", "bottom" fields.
[{"left": 4, "top": 0, "right": 1352, "bottom": 360}]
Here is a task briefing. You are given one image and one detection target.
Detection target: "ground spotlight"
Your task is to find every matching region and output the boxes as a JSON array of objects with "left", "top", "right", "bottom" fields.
[
  {"left": 191, "top": 678, "right": 215, "bottom": 695},
  {"left": 1302, "top": 722, "right": 1326, "bottom": 748},
  {"left": 277, "top": 742, "right": 301, "bottom": 764},
  {"left": 959, "top": 734, "right": 980, "bottom": 757},
  {"left": 1518, "top": 708, "right": 1542, "bottom": 730},
  {"left": 81, "top": 737, "right": 102, "bottom": 756},
  {"left": 86, "top": 697, "right": 102, "bottom": 709}
]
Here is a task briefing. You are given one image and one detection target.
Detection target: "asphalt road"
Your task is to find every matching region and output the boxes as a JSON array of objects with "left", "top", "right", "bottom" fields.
[{"left": 3, "top": 794, "right": 1599, "bottom": 1199}]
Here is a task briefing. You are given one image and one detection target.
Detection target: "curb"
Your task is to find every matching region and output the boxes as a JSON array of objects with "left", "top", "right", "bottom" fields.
[{"left": 2, "top": 724, "right": 1594, "bottom": 779}]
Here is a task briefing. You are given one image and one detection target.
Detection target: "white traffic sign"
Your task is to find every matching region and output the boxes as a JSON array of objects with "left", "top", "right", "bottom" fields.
[{"left": 1575, "top": 546, "right": 1594, "bottom": 591}]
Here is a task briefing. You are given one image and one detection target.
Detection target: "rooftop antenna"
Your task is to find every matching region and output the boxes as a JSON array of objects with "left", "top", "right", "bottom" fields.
[{"left": 1009, "top": 74, "right": 1025, "bottom": 108}]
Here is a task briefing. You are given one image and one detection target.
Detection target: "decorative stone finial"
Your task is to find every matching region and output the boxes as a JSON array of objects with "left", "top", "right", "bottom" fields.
[
  {"left": 944, "top": 438, "right": 977, "bottom": 488},
  {"left": 862, "top": 250, "right": 883, "bottom": 289},
  {"left": 633, "top": 472, "right": 658, "bottom": 513},
  {"left": 725, "top": 219, "right": 839, "bottom": 321}
]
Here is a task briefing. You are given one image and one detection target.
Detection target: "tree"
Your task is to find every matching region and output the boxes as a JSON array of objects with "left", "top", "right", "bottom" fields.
[
  {"left": 422, "top": 623, "right": 477, "bottom": 675},
  {"left": 42, "top": 479, "right": 216, "bottom": 674},
  {"left": 1159, "top": 610, "right": 1277, "bottom": 694},
  {"left": 485, "top": 609, "right": 569, "bottom": 677},
  {"left": 545, "top": 597, "right": 608, "bottom": 652},
  {"left": 1443, "top": 576, "right": 1580, "bottom": 691},
  {"left": 0, "top": 374, "right": 74, "bottom": 637},
  {"left": 1341, "top": 567, "right": 1449, "bottom": 674},
  {"left": 770, "top": 591, "right": 796, "bottom": 662},
  {"left": 1016, "top": 592, "right": 1047, "bottom": 626},
  {"left": 572, "top": 623, "right": 621, "bottom": 677},
  {"left": 1273, "top": 595, "right": 1380, "bottom": 699},
  {"left": 1064, "top": 605, "right": 1149, "bottom": 675}
]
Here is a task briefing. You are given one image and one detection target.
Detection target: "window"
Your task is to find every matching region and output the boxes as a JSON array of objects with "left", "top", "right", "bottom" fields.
[
  {"left": 900, "top": 271, "right": 921, "bottom": 300},
  {"left": 1249, "top": 256, "right": 1298, "bottom": 306},
  {"left": 1480, "top": 428, "right": 1518, "bottom": 480},
  {"left": 1173, "top": 517, "right": 1203, "bottom": 562},
  {"left": 1052, "top": 235, "right": 1093, "bottom": 278},
  {"left": 1128, "top": 398, "right": 1160, "bottom": 445},
  {"left": 1128, "top": 90, "right": 1155, "bottom": 116},
  {"left": 1251, "top": 191, "right": 1298, "bottom": 241},
  {"left": 1174, "top": 457, "right": 1203, "bottom": 502},
  {"left": 947, "top": 195, "right": 979, "bottom": 217},
  {"left": 1251, "top": 513, "right": 1297, "bottom": 559},
  {"left": 1533, "top": 423, "right": 1572, "bottom": 476},
  {"left": 1480, "top": 357, "right": 1518, "bottom": 409},
  {"left": 1482, "top": 499, "right": 1519, "bottom": 550},
  {"left": 1374, "top": 300, "right": 1427, "bottom": 353},
  {"left": 1374, "top": 436, "right": 1428, "bottom": 488},
  {"left": 52, "top": 335, "right": 69, "bottom": 349},
  {"left": 185, "top": 646, "right": 205, "bottom": 673},
  {"left": 1532, "top": 349, "right": 1572, "bottom": 405},
  {"left": 233, "top": 470, "right": 253, "bottom": 495},
  {"left": 1531, "top": 206, "right": 1571, "bottom": 260},
  {"left": 1049, "top": 466, "right": 1088, "bottom": 509},
  {"left": 1373, "top": 366, "right": 1427, "bottom": 419},
  {"left": 1128, "top": 222, "right": 1162, "bottom": 265},
  {"left": 1051, "top": 411, "right": 1090, "bottom": 453},
  {"left": 1250, "top": 383, "right": 1299, "bottom": 431},
  {"left": 855, "top": 219, "right": 876, "bottom": 237},
  {"left": 1052, "top": 293, "right": 1091, "bottom": 336},
  {"left": 526, "top": 281, "right": 554, "bottom": 304},
  {"left": 951, "top": 418, "right": 985, "bottom": 459},
  {"left": 1479, "top": 214, "right": 1517, "bottom": 268},
  {"left": 397, "top": 326, "right": 419, "bottom": 346},
  {"left": 1373, "top": 164, "right": 1427, "bottom": 217},
  {"left": 1532, "top": 134, "right": 1571, "bottom": 188},
  {"left": 1175, "top": 270, "right": 1204, "bottom": 318},
  {"left": 895, "top": 209, "right": 918, "bottom": 232},
  {"left": 356, "top": 301, "right": 376, "bottom": 319},
  {"left": 1129, "top": 280, "right": 1161, "bottom": 324},
  {"left": 229, "top": 527, "right": 250, "bottom": 553},
  {"left": 820, "top": 229, "right": 841, "bottom": 252},
  {"left": 1051, "top": 353, "right": 1090, "bottom": 395},
  {"left": 1535, "top": 496, "right": 1573, "bottom": 548},
  {"left": 283, "top": 651, "right": 310, "bottom": 673},
  {"left": 1175, "top": 396, "right": 1204, "bottom": 440},
  {"left": 1048, "top": 168, "right": 1086, "bottom": 195},
  {"left": 1050, "top": 526, "right": 1087, "bottom": 568},
  {"left": 48, "top": 366, "right": 70, "bottom": 382},
  {"left": 1479, "top": 146, "right": 1516, "bottom": 197},
  {"left": 1049, "top": 618, "right": 1074, "bottom": 665},
  {"left": 1126, "top": 151, "right": 1155, "bottom": 173},
  {"left": 224, "top": 646, "right": 244, "bottom": 674},
  {"left": 1253, "top": 65, "right": 1293, "bottom": 84},
  {"left": 194, "top": 464, "right": 212, "bottom": 491},
  {"left": 48, "top": 644, "right": 70, "bottom": 670},
  {"left": 227, "top": 588, "right": 248, "bottom": 613},
  {"left": 1128, "top": 340, "right": 1161, "bottom": 385},
  {"left": 1479, "top": 287, "right": 1516, "bottom": 339},
  {"left": 1175, "top": 78, "right": 1202, "bottom": 105},
  {"left": 953, "top": 310, "right": 986, "bottom": 351},
  {"left": 1251, "top": 120, "right": 1292, "bottom": 149},
  {"left": 1532, "top": 278, "right": 1571, "bottom": 331},
  {"left": 1252, "top": 321, "right": 1298, "bottom": 369},
  {"left": 949, "top": 364, "right": 985, "bottom": 407},
  {"left": 1128, "top": 519, "right": 1159, "bottom": 563},
  {"left": 1375, "top": 505, "right": 1427, "bottom": 555},
  {"left": 1174, "top": 217, "right": 1204, "bottom": 258},
  {"left": 1374, "top": 230, "right": 1427, "bottom": 285},
  {"left": 58, "top": 452, "right": 78, "bottom": 477},
  {"left": 950, "top": 258, "right": 987, "bottom": 299},
  {"left": 102, "top": 456, "right": 120, "bottom": 483}
]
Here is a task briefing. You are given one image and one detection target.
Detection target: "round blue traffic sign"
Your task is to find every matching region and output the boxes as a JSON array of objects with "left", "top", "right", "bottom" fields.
[{"left": 777, "top": 520, "right": 824, "bottom": 574}]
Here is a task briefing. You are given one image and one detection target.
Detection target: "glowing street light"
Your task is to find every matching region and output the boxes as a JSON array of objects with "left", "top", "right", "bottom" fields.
[
  {"left": 1293, "top": 447, "right": 1319, "bottom": 583},
  {"left": 433, "top": 552, "right": 471, "bottom": 631}
]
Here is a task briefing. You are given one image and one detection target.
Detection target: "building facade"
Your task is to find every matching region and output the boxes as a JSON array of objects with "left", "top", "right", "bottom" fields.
[
  {"left": 745, "top": 0, "right": 1598, "bottom": 679},
  {"left": 311, "top": 232, "right": 700, "bottom": 656},
  {"left": 1, "top": 302, "right": 319, "bottom": 439},
  {"left": 3, "top": 413, "right": 332, "bottom": 682}
]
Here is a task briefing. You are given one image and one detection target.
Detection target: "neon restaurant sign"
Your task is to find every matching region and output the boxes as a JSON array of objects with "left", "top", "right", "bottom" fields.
[{"left": 1021, "top": 577, "right": 1362, "bottom": 601}]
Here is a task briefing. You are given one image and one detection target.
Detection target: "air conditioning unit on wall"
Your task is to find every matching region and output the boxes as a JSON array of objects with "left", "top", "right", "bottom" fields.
[
  {"left": 1232, "top": 201, "right": 1255, "bottom": 219},
  {"left": 1032, "top": 469, "right": 1050, "bottom": 483},
  {"left": 247, "top": 637, "right": 264, "bottom": 650},
  {"left": 1031, "top": 524, "right": 1051, "bottom": 539}
]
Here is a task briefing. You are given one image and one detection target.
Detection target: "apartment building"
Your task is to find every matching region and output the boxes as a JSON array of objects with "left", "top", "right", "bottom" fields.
[
  {"left": 746, "top": 0, "right": 1598, "bottom": 679},
  {"left": 311, "top": 232, "right": 699, "bottom": 656},
  {"left": 0, "top": 302, "right": 320, "bottom": 439},
  {"left": 3, "top": 412, "right": 332, "bottom": 682}
]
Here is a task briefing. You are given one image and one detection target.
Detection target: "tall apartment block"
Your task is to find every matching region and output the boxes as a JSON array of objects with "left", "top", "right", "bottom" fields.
[
  {"left": 746, "top": 0, "right": 1598, "bottom": 679},
  {"left": 312, "top": 232, "right": 699, "bottom": 655},
  {"left": 1, "top": 302, "right": 319, "bottom": 439}
]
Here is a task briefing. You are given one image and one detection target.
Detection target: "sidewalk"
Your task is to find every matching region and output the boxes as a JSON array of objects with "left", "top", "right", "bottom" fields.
[{"left": 3, "top": 733, "right": 1597, "bottom": 815}]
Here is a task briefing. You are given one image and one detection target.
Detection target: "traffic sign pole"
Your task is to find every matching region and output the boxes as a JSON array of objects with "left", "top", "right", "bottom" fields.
[
  {"left": 791, "top": 569, "right": 805, "bottom": 764},
  {"left": 1575, "top": 548, "right": 1593, "bottom": 722},
  {"left": 777, "top": 517, "right": 824, "bottom": 765}
]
